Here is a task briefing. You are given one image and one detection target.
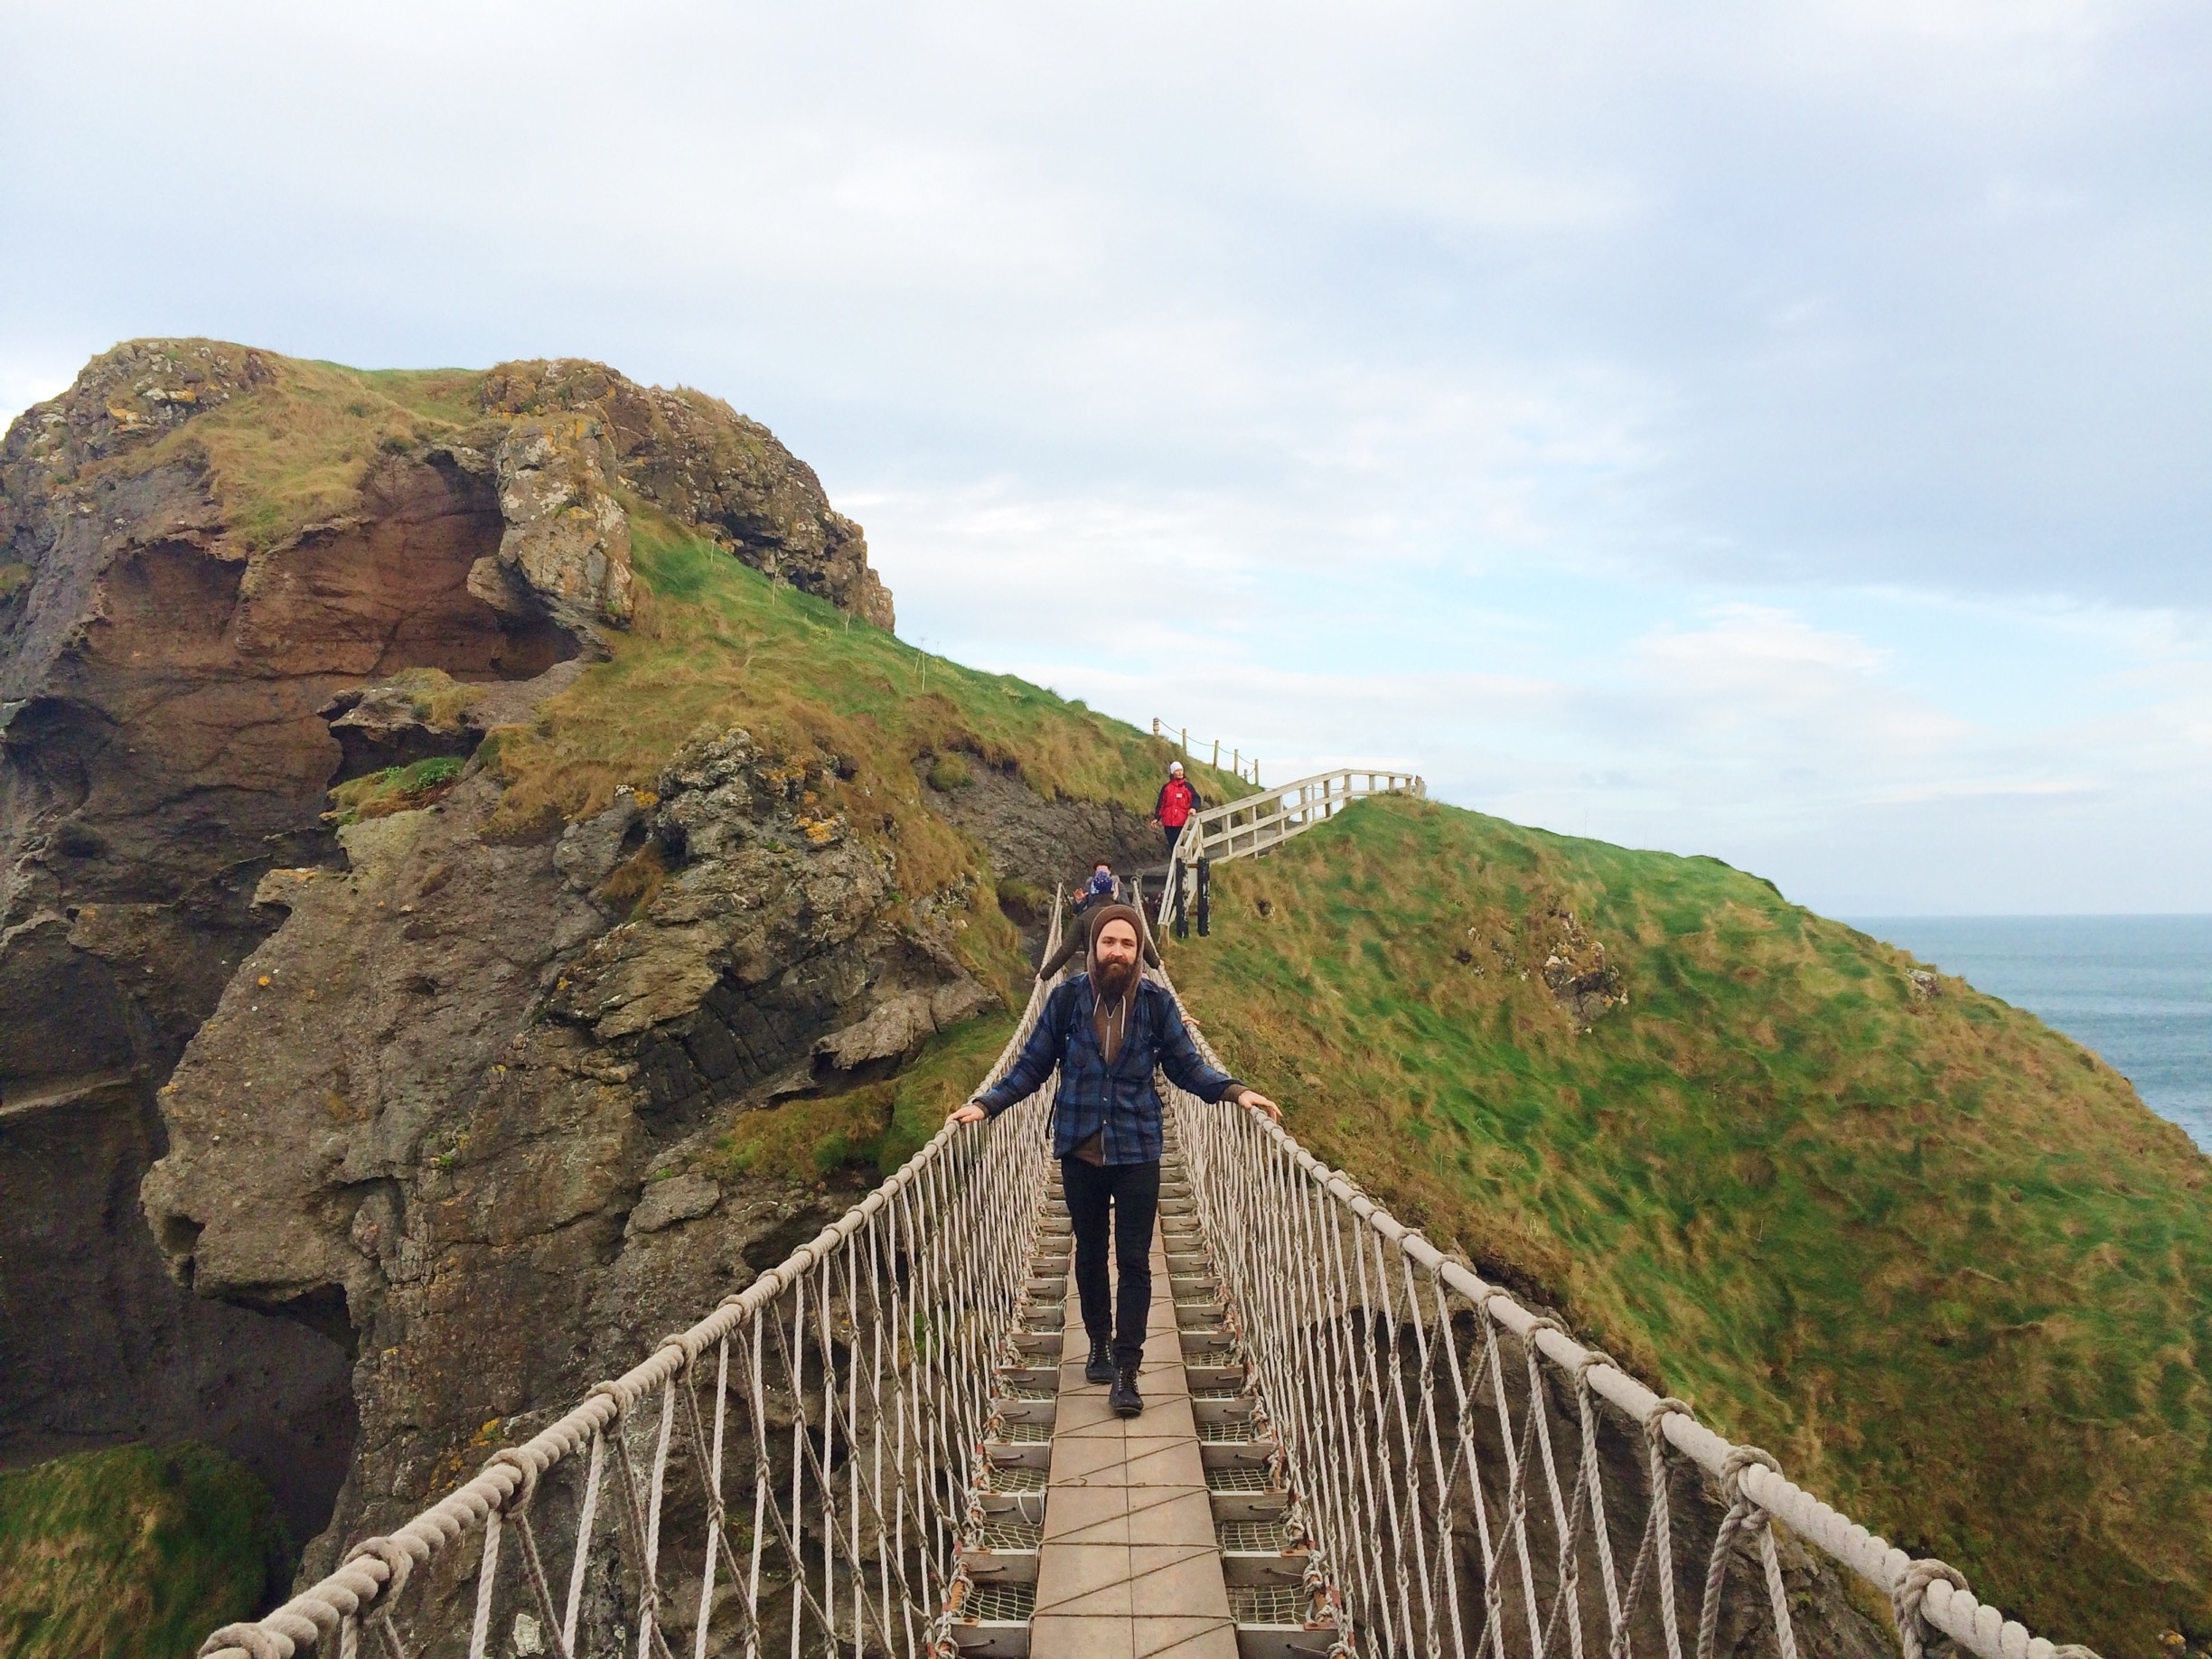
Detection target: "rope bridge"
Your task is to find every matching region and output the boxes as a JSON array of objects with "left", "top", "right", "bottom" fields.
[
  {"left": 202, "top": 808, "right": 2098, "bottom": 1659},
  {"left": 1151, "top": 941, "right": 2099, "bottom": 1659}
]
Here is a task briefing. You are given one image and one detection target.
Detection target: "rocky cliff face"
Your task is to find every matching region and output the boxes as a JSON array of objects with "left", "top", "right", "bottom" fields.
[
  {"left": 0, "top": 342, "right": 916, "bottom": 1570},
  {"left": 475, "top": 359, "right": 893, "bottom": 632}
]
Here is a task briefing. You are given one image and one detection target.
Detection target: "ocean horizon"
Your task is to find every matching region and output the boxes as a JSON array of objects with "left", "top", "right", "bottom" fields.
[{"left": 1848, "top": 914, "right": 2212, "bottom": 1155}]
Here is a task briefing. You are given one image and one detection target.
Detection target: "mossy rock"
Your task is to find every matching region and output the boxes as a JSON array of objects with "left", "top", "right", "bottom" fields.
[
  {"left": 925, "top": 753, "right": 974, "bottom": 792},
  {"left": 0, "top": 1443, "right": 290, "bottom": 1659}
]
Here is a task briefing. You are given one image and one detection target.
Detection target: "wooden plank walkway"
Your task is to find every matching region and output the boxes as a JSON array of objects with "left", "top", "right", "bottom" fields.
[{"left": 1030, "top": 1219, "right": 1241, "bottom": 1659}]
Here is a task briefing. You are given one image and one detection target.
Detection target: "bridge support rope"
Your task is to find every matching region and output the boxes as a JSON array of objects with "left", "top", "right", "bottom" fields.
[
  {"left": 1145, "top": 933, "right": 2100, "bottom": 1659},
  {"left": 202, "top": 874, "right": 2098, "bottom": 1659},
  {"left": 202, "top": 905, "right": 1074, "bottom": 1659}
]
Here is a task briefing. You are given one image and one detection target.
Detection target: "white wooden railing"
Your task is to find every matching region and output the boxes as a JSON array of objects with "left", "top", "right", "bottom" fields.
[{"left": 1167, "top": 767, "right": 1425, "bottom": 869}]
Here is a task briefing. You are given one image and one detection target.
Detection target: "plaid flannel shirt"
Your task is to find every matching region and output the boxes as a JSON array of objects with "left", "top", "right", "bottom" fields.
[{"left": 975, "top": 975, "right": 1239, "bottom": 1165}]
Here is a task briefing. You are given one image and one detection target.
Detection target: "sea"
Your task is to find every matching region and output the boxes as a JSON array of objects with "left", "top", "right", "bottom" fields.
[{"left": 1849, "top": 915, "right": 2212, "bottom": 1155}]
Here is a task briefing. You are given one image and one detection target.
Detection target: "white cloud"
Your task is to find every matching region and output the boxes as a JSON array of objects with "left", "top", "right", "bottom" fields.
[{"left": 2, "top": 0, "right": 2206, "bottom": 910}]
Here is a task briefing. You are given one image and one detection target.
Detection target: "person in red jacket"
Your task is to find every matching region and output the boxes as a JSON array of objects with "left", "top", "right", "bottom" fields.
[{"left": 1153, "top": 762, "right": 1201, "bottom": 855}]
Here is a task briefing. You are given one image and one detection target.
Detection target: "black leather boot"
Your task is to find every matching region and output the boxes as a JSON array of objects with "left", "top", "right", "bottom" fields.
[
  {"left": 1110, "top": 1363, "right": 1143, "bottom": 1418},
  {"left": 1085, "top": 1337, "right": 1113, "bottom": 1385}
]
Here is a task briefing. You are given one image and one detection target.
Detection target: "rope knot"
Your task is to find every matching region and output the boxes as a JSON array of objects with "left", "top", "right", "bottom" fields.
[
  {"left": 1570, "top": 1345, "right": 1620, "bottom": 1384},
  {"left": 202, "top": 1626, "right": 291, "bottom": 1659},
  {"left": 484, "top": 1447, "right": 543, "bottom": 1514},
  {"left": 1889, "top": 1558, "right": 1969, "bottom": 1659},
  {"left": 340, "top": 1533, "right": 426, "bottom": 1608},
  {"left": 1718, "top": 1445, "right": 1782, "bottom": 1515},
  {"left": 1641, "top": 1393, "right": 1692, "bottom": 1448},
  {"left": 197, "top": 1626, "right": 290, "bottom": 1659}
]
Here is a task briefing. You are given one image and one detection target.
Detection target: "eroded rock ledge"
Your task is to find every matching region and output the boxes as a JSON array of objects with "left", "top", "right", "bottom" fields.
[
  {"left": 0, "top": 340, "right": 901, "bottom": 1553},
  {"left": 139, "top": 720, "right": 998, "bottom": 1589}
]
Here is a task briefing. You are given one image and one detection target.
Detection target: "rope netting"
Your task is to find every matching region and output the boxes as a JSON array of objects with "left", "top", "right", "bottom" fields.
[
  {"left": 1149, "top": 962, "right": 2101, "bottom": 1659},
  {"left": 202, "top": 908, "right": 1071, "bottom": 1659},
  {"left": 201, "top": 871, "right": 2100, "bottom": 1659}
]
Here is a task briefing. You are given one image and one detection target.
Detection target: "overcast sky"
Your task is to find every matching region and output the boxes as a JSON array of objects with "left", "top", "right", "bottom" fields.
[{"left": 5, "top": 1, "right": 2207, "bottom": 914}]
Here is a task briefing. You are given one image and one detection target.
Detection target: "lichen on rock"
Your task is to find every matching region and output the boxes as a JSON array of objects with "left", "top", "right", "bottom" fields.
[
  {"left": 0, "top": 341, "right": 912, "bottom": 1607},
  {"left": 491, "top": 420, "right": 635, "bottom": 631},
  {"left": 1536, "top": 901, "right": 1626, "bottom": 1027}
]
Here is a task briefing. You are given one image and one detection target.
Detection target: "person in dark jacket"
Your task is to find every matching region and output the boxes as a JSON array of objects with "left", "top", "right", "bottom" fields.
[
  {"left": 1153, "top": 762, "right": 1202, "bottom": 855},
  {"left": 1073, "top": 860, "right": 1118, "bottom": 915},
  {"left": 951, "top": 903, "right": 1279, "bottom": 1416}
]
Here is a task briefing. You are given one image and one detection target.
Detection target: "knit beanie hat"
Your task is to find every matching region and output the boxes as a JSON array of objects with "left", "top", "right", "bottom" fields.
[{"left": 1083, "top": 903, "right": 1147, "bottom": 981}]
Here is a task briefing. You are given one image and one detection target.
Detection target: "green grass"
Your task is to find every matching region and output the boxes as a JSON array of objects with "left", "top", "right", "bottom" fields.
[
  {"left": 80, "top": 339, "right": 2210, "bottom": 1652},
  {"left": 704, "top": 1010, "right": 1020, "bottom": 1186},
  {"left": 82, "top": 344, "right": 487, "bottom": 552},
  {"left": 324, "top": 755, "right": 466, "bottom": 825},
  {"left": 1163, "top": 796, "right": 2211, "bottom": 1656},
  {"left": 481, "top": 507, "right": 1244, "bottom": 946},
  {"left": 0, "top": 1444, "right": 289, "bottom": 1659}
]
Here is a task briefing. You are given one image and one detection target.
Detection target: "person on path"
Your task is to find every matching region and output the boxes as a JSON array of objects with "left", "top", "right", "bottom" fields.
[
  {"left": 1153, "top": 762, "right": 1202, "bottom": 856},
  {"left": 1073, "top": 860, "right": 1118, "bottom": 915},
  {"left": 950, "top": 904, "right": 1278, "bottom": 1418}
]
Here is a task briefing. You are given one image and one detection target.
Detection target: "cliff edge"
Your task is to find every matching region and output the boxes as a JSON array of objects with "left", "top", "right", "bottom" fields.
[{"left": 0, "top": 341, "right": 1199, "bottom": 1645}]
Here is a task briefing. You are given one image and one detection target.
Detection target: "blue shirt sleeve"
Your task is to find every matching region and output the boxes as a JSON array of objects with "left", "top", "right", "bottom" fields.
[
  {"left": 1150, "top": 987, "right": 1240, "bottom": 1103},
  {"left": 975, "top": 982, "right": 1072, "bottom": 1114}
]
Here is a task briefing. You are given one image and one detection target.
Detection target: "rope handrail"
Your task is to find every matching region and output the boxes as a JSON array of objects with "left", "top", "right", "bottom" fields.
[
  {"left": 1150, "top": 717, "right": 1261, "bottom": 785},
  {"left": 1141, "top": 939, "right": 2100, "bottom": 1659},
  {"left": 201, "top": 867, "right": 2100, "bottom": 1659},
  {"left": 200, "top": 904, "right": 1073, "bottom": 1659}
]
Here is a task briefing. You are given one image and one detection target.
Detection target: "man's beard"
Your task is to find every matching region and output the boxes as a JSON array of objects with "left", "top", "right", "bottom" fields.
[{"left": 1094, "top": 958, "right": 1138, "bottom": 999}]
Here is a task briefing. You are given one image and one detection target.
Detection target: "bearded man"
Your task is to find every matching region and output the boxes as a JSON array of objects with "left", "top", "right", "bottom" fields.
[{"left": 951, "top": 904, "right": 1279, "bottom": 1417}]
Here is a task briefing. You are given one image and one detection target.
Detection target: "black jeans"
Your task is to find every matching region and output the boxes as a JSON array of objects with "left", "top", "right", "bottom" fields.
[{"left": 1060, "top": 1156, "right": 1160, "bottom": 1367}]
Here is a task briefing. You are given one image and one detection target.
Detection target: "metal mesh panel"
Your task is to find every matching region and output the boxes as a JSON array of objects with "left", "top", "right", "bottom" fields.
[
  {"left": 1218, "top": 1519, "right": 1295, "bottom": 1552},
  {"left": 963, "top": 1580, "right": 1037, "bottom": 1623},
  {"left": 1198, "top": 1420, "right": 1260, "bottom": 1444},
  {"left": 1230, "top": 1584, "right": 1310, "bottom": 1626}
]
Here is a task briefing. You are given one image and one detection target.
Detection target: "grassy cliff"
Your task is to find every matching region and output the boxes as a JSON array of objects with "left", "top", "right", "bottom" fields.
[
  {"left": 1161, "top": 794, "right": 2209, "bottom": 1656},
  {"left": 20, "top": 344, "right": 2203, "bottom": 1654},
  {"left": 570, "top": 503, "right": 2208, "bottom": 1653},
  {"left": 0, "top": 1444, "right": 289, "bottom": 1659},
  {"left": 481, "top": 506, "right": 1243, "bottom": 877}
]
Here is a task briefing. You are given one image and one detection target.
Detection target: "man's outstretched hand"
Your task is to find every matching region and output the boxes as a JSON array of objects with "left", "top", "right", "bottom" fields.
[
  {"left": 1234, "top": 1088, "right": 1281, "bottom": 1123},
  {"left": 950, "top": 1101, "right": 988, "bottom": 1126}
]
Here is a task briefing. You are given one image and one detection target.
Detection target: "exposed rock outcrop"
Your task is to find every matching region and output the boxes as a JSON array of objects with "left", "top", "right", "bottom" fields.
[
  {"left": 477, "top": 360, "right": 894, "bottom": 629},
  {"left": 0, "top": 342, "right": 904, "bottom": 1566},
  {"left": 137, "top": 723, "right": 997, "bottom": 1596},
  {"left": 916, "top": 751, "right": 1166, "bottom": 912},
  {"left": 0, "top": 355, "right": 575, "bottom": 1539},
  {"left": 1535, "top": 901, "right": 1626, "bottom": 1028},
  {"left": 1456, "top": 895, "right": 1626, "bottom": 1031}
]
